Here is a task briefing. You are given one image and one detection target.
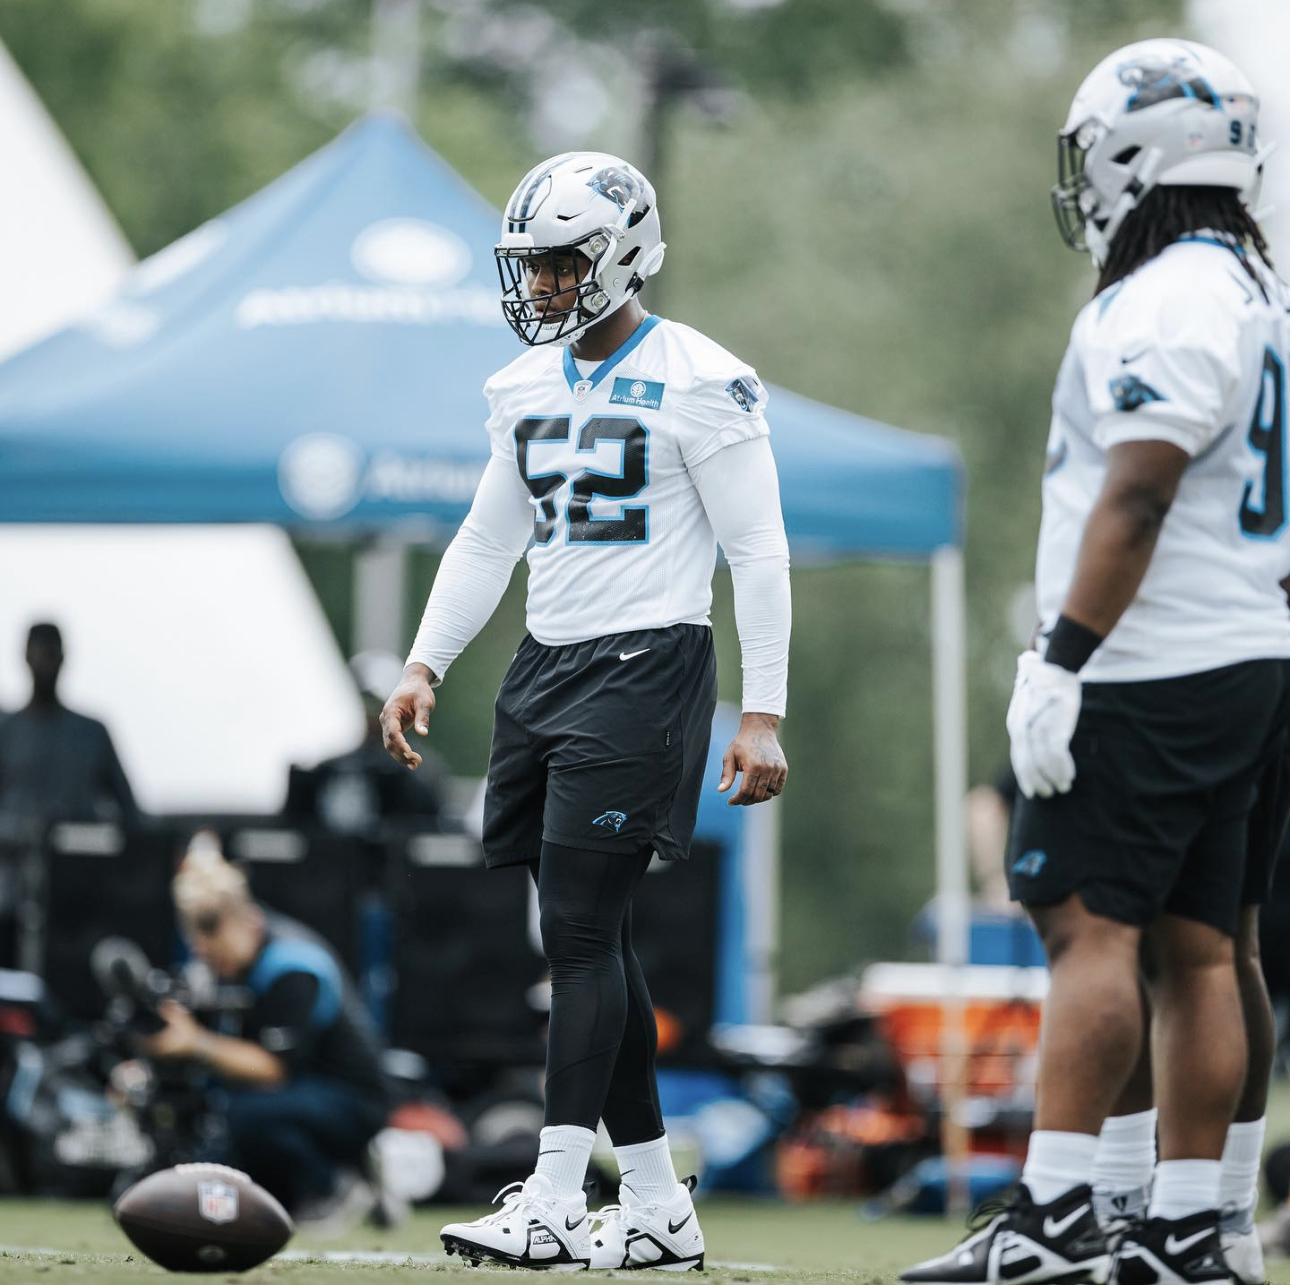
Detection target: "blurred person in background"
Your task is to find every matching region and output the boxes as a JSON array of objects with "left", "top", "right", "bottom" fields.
[
  {"left": 0, "top": 622, "right": 139, "bottom": 970},
  {"left": 138, "top": 833, "right": 392, "bottom": 1229},
  {"left": 964, "top": 765, "right": 1019, "bottom": 911},
  {"left": 904, "top": 38, "right": 1290, "bottom": 1285},
  {"left": 285, "top": 650, "right": 446, "bottom": 836},
  {"left": 382, "top": 151, "right": 790, "bottom": 1270},
  {"left": 0, "top": 622, "right": 137, "bottom": 830}
]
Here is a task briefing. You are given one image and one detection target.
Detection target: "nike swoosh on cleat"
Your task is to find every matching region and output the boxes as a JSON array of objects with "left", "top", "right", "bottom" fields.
[
  {"left": 668, "top": 1213, "right": 694, "bottom": 1234},
  {"left": 619, "top": 649, "right": 651, "bottom": 661},
  {"left": 566, "top": 1215, "right": 586, "bottom": 1231},
  {"left": 1165, "top": 1229, "right": 1214, "bottom": 1255},
  {"left": 1042, "top": 1205, "right": 1090, "bottom": 1238}
]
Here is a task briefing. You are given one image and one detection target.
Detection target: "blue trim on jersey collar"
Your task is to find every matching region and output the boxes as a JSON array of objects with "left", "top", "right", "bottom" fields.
[
  {"left": 1178, "top": 233, "right": 1246, "bottom": 256},
  {"left": 562, "top": 314, "right": 662, "bottom": 394}
]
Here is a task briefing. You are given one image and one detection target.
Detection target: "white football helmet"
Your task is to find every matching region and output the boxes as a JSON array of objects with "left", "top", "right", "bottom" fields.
[
  {"left": 496, "top": 152, "right": 665, "bottom": 347},
  {"left": 1052, "top": 38, "right": 1266, "bottom": 265}
]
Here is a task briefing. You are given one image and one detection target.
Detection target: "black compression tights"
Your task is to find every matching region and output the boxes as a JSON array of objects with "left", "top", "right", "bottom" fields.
[{"left": 531, "top": 842, "right": 664, "bottom": 1144}]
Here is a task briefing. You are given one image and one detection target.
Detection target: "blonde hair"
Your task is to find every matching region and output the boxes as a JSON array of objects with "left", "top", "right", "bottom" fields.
[{"left": 172, "top": 830, "right": 251, "bottom": 919}]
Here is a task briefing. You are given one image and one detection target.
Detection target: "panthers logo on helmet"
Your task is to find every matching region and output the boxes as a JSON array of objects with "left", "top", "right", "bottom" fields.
[
  {"left": 1118, "top": 54, "right": 1220, "bottom": 112},
  {"left": 587, "top": 167, "right": 643, "bottom": 212}
]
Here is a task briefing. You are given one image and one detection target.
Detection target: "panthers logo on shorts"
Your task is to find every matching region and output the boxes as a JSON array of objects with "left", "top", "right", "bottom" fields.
[
  {"left": 592, "top": 810, "right": 628, "bottom": 833},
  {"left": 1013, "top": 849, "right": 1048, "bottom": 878}
]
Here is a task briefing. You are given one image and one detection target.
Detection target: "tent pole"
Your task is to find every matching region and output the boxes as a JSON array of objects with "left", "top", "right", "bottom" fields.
[
  {"left": 742, "top": 791, "right": 780, "bottom": 1023},
  {"left": 931, "top": 543, "right": 970, "bottom": 1212},
  {"left": 370, "top": 0, "right": 421, "bottom": 117},
  {"left": 353, "top": 535, "right": 408, "bottom": 659}
]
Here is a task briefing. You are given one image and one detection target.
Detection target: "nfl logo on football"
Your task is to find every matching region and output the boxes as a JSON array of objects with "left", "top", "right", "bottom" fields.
[{"left": 197, "top": 1180, "right": 240, "bottom": 1225}]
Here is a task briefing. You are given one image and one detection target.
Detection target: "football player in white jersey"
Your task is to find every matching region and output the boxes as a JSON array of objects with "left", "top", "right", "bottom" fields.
[
  {"left": 903, "top": 39, "right": 1290, "bottom": 1285},
  {"left": 380, "top": 153, "right": 790, "bottom": 1270}
]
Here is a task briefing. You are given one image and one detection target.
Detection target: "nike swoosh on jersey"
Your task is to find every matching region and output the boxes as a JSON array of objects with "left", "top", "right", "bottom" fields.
[
  {"left": 1042, "top": 1205, "right": 1090, "bottom": 1238},
  {"left": 619, "top": 648, "right": 651, "bottom": 661},
  {"left": 668, "top": 1213, "right": 693, "bottom": 1234},
  {"left": 1120, "top": 348, "right": 1149, "bottom": 363},
  {"left": 1164, "top": 1229, "right": 1213, "bottom": 1255}
]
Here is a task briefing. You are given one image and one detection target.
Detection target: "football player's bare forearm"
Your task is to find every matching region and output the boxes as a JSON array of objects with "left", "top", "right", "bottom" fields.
[
  {"left": 1058, "top": 439, "right": 1186, "bottom": 642},
  {"left": 1061, "top": 490, "right": 1168, "bottom": 638}
]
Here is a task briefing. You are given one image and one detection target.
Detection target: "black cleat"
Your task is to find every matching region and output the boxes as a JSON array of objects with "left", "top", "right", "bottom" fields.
[
  {"left": 901, "top": 1183, "right": 1110, "bottom": 1285},
  {"left": 1112, "top": 1211, "right": 1231, "bottom": 1285}
]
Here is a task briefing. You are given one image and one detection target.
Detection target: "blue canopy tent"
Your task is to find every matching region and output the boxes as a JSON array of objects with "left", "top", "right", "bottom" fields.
[{"left": 0, "top": 114, "right": 970, "bottom": 991}]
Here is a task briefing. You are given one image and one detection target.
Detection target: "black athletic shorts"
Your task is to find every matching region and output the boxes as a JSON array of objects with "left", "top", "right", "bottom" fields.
[
  {"left": 1006, "top": 658, "right": 1290, "bottom": 935},
  {"left": 1245, "top": 728, "right": 1290, "bottom": 907},
  {"left": 481, "top": 624, "right": 718, "bottom": 868}
]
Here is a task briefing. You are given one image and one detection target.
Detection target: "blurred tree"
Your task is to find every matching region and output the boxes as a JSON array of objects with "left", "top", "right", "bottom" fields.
[{"left": 0, "top": 0, "right": 1185, "bottom": 992}]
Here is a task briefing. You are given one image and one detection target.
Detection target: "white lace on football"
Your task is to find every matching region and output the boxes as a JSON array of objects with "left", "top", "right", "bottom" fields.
[{"left": 173, "top": 1163, "right": 250, "bottom": 1181}]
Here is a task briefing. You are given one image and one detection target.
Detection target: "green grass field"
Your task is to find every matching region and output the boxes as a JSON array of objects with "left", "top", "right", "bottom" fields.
[
  {"left": 0, "top": 1198, "right": 988, "bottom": 1284},
  {"left": 3, "top": 1196, "right": 1289, "bottom": 1285},
  {"left": 8, "top": 1082, "right": 1290, "bottom": 1282}
]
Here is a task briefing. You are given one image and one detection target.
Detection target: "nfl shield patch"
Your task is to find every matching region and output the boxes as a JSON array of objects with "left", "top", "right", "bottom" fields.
[
  {"left": 608, "top": 377, "right": 664, "bottom": 410},
  {"left": 198, "top": 1179, "right": 240, "bottom": 1224}
]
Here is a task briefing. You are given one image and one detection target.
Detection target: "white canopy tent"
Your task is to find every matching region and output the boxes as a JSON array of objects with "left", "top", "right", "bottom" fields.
[{"left": 0, "top": 40, "right": 363, "bottom": 812}]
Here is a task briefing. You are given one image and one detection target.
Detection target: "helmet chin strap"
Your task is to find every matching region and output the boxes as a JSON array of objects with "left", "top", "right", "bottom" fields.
[
  {"left": 1244, "top": 139, "right": 1276, "bottom": 217},
  {"left": 1088, "top": 146, "right": 1164, "bottom": 267}
]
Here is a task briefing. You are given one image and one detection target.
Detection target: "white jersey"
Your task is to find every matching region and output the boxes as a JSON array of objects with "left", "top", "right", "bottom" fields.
[
  {"left": 1038, "top": 236, "right": 1290, "bottom": 682},
  {"left": 484, "top": 315, "right": 770, "bottom": 644}
]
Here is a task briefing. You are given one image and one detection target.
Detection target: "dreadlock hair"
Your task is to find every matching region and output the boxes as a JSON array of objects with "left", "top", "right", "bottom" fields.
[{"left": 1097, "top": 185, "right": 1272, "bottom": 297}]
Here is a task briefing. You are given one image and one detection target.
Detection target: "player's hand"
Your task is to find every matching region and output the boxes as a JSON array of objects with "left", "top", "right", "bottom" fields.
[
  {"left": 719, "top": 712, "right": 788, "bottom": 806},
  {"left": 380, "top": 664, "right": 437, "bottom": 770},
  {"left": 1006, "top": 650, "right": 1081, "bottom": 799},
  {"left": 138, "top": 1000, "right": 202, "bottom": 1060}
]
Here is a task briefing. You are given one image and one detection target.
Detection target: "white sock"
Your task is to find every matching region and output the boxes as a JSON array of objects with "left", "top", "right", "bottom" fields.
[
  {"left": 1149, "top": 1159, "right": 1221, "bottom": 1221},
  {"left": 1093, "top": 1109, "right": 1157, "bottom": 1198},
  {"left": 534, "top": 1124, "right": 596, "bottom": 1199},
  {"left": 1021, "top": 1130, "right": 1097, "bottom": 1204},
  {"left": 1219, "top": 1117, "right": 1266, "bottom": 1217},
  {"left": 613, "top": 1134, "right": 679, "bottom": 1204}
]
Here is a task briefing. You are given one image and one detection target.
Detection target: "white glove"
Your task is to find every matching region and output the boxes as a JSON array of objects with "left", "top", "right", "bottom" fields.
[{"left": 1006, "top": 650, "right": 1082, "bottom": 799}]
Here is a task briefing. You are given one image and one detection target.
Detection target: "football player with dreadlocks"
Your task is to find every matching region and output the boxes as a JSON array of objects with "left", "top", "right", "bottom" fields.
[
  {"left": 381, "top": 153, "right": 790, "bottom": 1270},
  {"left": 903, "top": 39, "right": 1290, "bottom": 1285}
]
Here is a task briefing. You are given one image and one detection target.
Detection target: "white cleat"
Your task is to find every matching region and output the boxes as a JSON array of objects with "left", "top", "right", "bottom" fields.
[
  {"left": 1220, "top": 1205, "right": 1265, "bottom": 1285},
  {"left": 441, "top": 1173, "right": 591, "bottom": 1270},
  {"left": 589, "top": 1175, "right": 705, "bottom": 1271},
  {"left": 1221, "top": 1230, "right": 1265, "bottom": 1285}
]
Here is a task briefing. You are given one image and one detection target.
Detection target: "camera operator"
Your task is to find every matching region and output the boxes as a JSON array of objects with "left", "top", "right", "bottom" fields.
[{"left": 138, "top": 835, "right": 390, "bottom": 1227}]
